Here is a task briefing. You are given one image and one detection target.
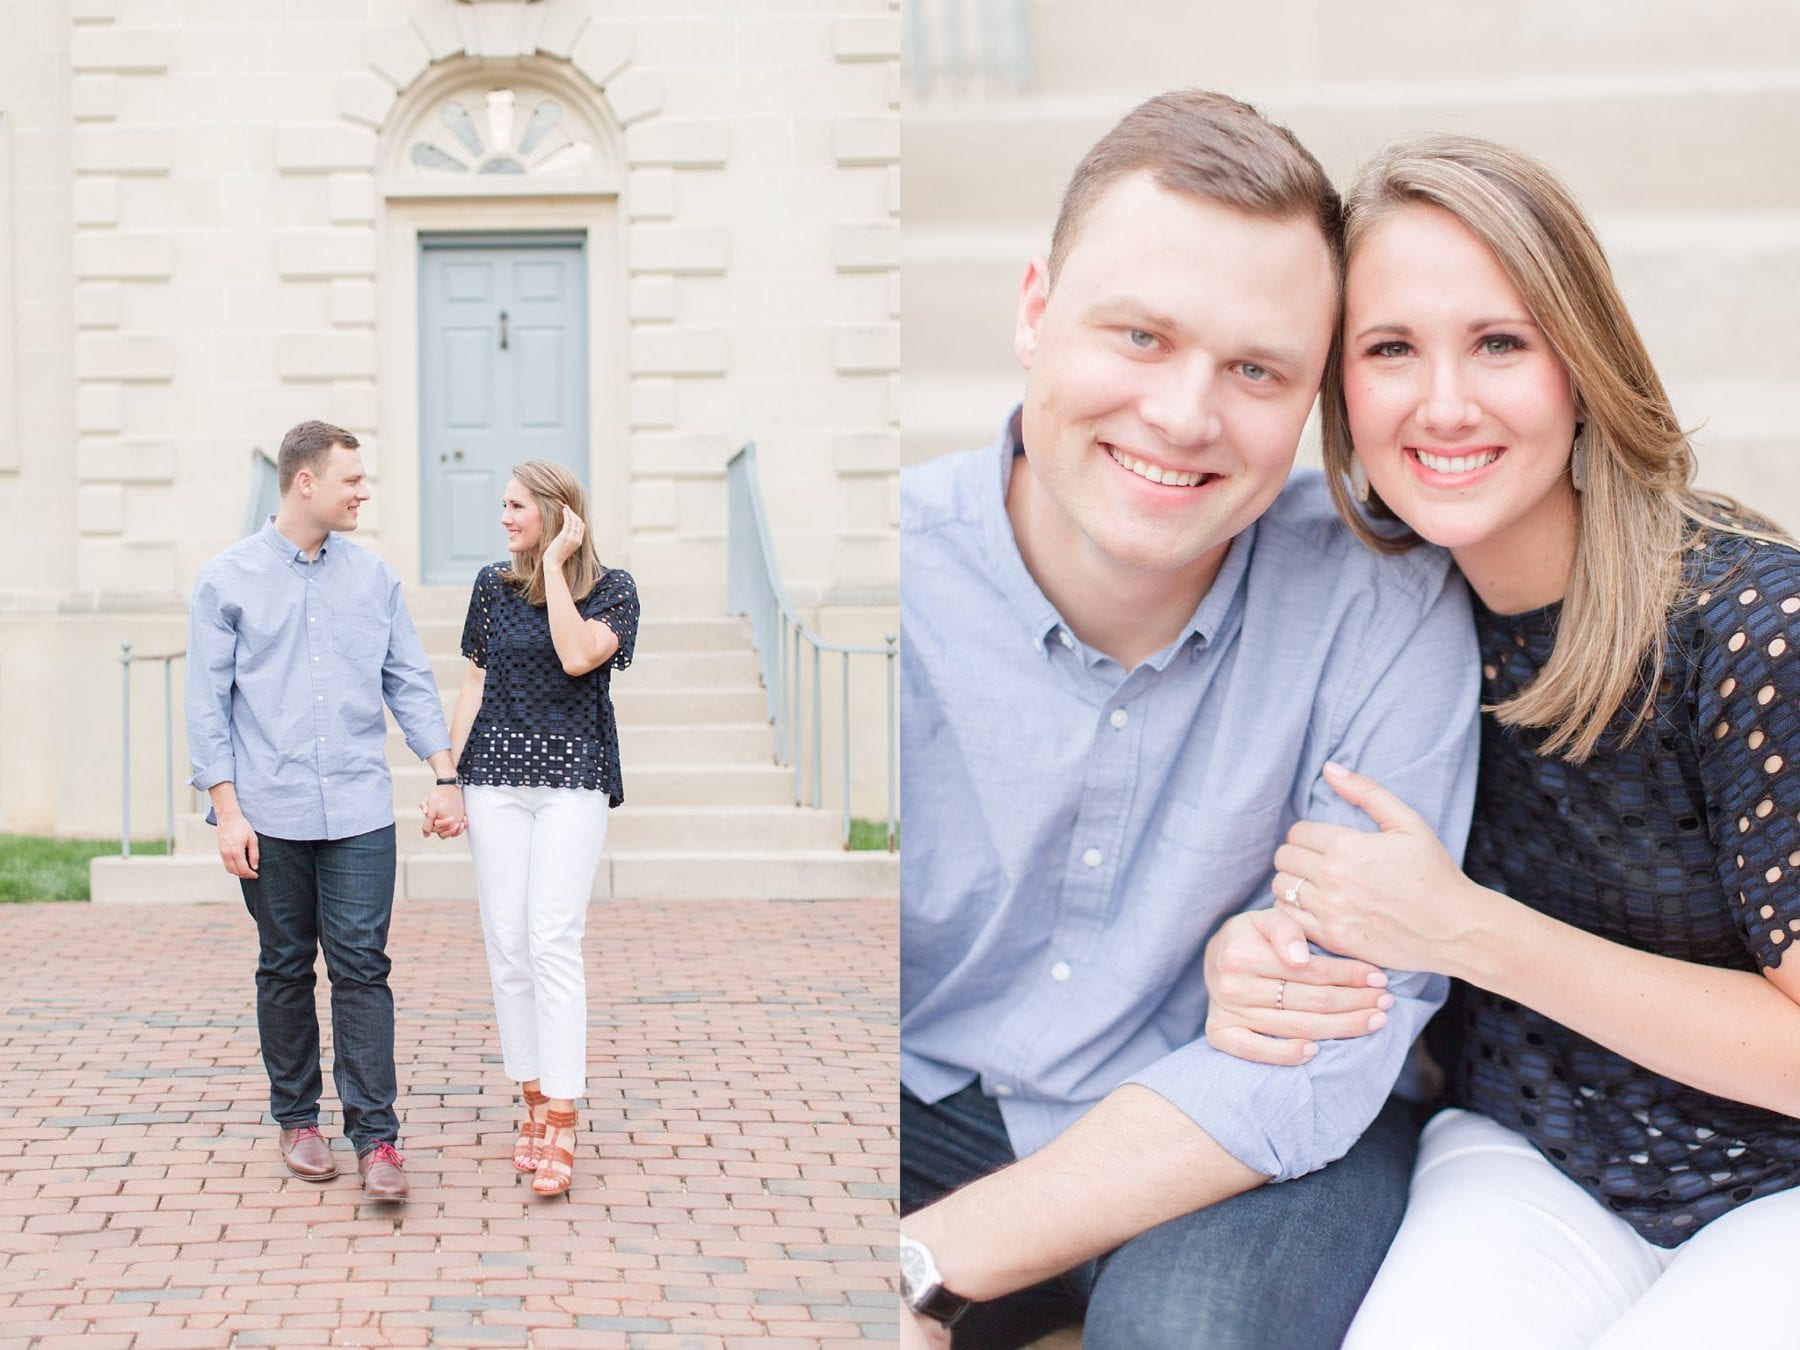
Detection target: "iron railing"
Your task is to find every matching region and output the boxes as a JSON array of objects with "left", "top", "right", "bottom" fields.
[
  {"left": 118, "top": 642, "right": 187, "bottom": 857},
  {"left": 726, "top": 442, "right": 897, "bottom": 851}
]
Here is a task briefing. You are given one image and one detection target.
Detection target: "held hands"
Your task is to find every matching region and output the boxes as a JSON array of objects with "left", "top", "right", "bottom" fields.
[
  {"left": 1270, "top": 761, "right": 1489, "bottom": 978},
  {"left": 420, "top": 783, "right": 466, "bottom": 839},
  {"left": 542, "top": 505, "right": 584, "bottom": 568},
  {"left": 1203, "top": 906, "right": 1394, "bottom": 1065}
]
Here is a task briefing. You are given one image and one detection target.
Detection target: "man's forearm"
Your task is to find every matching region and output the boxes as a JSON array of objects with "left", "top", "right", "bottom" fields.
[
  {"left": 208, "top": 782, "right": 245, "bottom": 820},
  {"left": 902, "top": 1084, "right": 1266, "bottom": 1301}
]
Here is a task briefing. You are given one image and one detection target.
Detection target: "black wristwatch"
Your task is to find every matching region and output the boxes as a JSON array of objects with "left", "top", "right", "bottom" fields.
[
  {"left": 900, "top": 1234, "right": 970, "bottom": 1326},
  {"left": 435, "top": 776, "right": 460, "bottom": 787}
]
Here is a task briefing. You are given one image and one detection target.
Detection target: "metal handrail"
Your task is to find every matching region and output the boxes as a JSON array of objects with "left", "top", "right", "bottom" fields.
[
  {"left": 119, "top": 642, "right": 187, "bottom": 857},
  {"left": 726, "top": 442, "right": 898, "bottom": 851}
]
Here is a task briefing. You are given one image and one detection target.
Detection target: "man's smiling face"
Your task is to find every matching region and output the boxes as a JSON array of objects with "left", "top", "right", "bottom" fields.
[{"left": 1012, "top": 172, "right": 1337, "bottom": 582}]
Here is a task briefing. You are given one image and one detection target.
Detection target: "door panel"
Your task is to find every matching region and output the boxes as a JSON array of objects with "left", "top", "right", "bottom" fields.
[{"left": 419, "top": 237, "right": 588, "bottom": 585}]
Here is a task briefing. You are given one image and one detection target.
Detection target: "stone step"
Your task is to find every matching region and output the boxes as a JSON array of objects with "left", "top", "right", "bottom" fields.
[
  {"left": 174, "top": 802, "right": 844, "bottom": 857},
  {"left": 92, "top": 848, "right": 897, "bottom": 904},
  {"left": 905, "top": 82, "right": 1800, "bottom": 229},
  {"left": 426, "top": 648, "right": 762, "bottom": 691},
  {"left": 388, "top": 762, "right": 794, "bottom": 810},
  {"left": 383, "top": 722, "right": 778, "bottom": 766}
]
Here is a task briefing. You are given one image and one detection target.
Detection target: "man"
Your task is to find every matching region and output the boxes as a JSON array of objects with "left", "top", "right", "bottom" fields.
[
  {"left": 186, "top": 420, "right": 464, "bottom": 1202},
  {"left": 899, "top": 92, "right": 1482, "bottom": 1347}
]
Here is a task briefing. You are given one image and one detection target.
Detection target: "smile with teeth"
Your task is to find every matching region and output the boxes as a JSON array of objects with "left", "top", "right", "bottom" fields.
[
  {"left": 1412, "top": 448, "right": 1501, "bottom": 475},
  {"left": 1106, "top": 445, "right": 1213, "bottom": 488}
]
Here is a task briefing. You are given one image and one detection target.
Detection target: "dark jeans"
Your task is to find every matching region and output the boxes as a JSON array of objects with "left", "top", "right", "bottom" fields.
[
  {"left": 239, "top": 826, "right": 399, "bottom": 1154},
  {"left": 901, "top": 1082, "right": 1419, "bottom": 1350}
]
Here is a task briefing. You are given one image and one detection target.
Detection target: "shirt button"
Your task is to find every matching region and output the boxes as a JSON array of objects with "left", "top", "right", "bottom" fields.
[
  {"left": 308, "top": 616, "right": 315, "bottom": 623},
  {"left": 318, "top": 736, "right": 325, "bottom": 743},
  {"left": 1051, "top": 961, "right": 1072, "bottom": 983},
  {"left": 312, "top": 656, "right": 319, "bottom": 663},
  {"left": 1082, "top": 847, "right": 1102, "bottom": 868},
  {"left": 1109, "top": 708, "right": 1128, "bottom": 730},
  {"left": 1058, "top": 629, "right": 1074, "bottom": 649},
  {"left": 992, "top": 1084, "right": 1013, "bottom": 1098}
]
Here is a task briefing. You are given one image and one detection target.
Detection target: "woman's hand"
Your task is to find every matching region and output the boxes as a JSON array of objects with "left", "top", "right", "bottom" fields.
[
  {"left": 1270, "top": 761, "right": 1497, "bottom": 977},
  {"left": 1204, "top": 906, "right": 1395, "bottom": 1065},
  {"left": 542, "top": 505, "right": 584, "bottom": 567}
]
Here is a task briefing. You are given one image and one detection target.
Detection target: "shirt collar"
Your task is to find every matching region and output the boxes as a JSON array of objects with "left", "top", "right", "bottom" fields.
[
  {"left": 259, "top": 516, "right": 334, "bottom": 567},
  {"left": 981, "top": 405, "right": 1258, "bottom": 670}
]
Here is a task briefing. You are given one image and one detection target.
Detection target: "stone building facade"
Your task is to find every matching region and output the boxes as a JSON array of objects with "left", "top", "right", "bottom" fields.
[
  {"left": 902, "top": 0, "right": 1800, "bottom": 534},
  {"left": 0, "top": 0, "right": 900, "bottom": 837}
]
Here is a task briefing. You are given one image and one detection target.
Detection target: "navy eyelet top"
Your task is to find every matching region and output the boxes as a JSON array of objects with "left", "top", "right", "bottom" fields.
[
  {"left": 1430, "top": 528, "right": 1800, "bottom": 1246},
  {"left": 456, "top": 563, "right": 640, "bottom": 807}
]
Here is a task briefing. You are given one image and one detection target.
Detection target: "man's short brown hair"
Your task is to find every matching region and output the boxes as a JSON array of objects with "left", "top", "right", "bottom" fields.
[
  {"left": 278, "top": 420, "right": 360, "bottom": 493},
  {"left": 1048, "top": 89, "right": 1343, "bottom": 285}
]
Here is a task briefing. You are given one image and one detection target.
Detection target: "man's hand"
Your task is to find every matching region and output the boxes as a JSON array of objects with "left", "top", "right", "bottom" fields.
[
  {"left": 1203, "top": 907, "right": 1393, "bottom": 1065},
  {"left": 217, "top": 811, "right": 260, "bottom": 879},
  {"left": 900, "top": 1307, "right": 950, "bottom": 1350},
  {"left": 420, "top": 783, "right": 466, "bottom": 839}
]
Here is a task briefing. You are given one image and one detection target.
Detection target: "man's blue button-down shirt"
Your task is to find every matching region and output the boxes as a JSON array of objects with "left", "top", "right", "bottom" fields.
[
  {"left": 185, "top": 519, "right": 451, "bottom": 842},
  {"left": 900, "top": 413, "right": 1483, "bottom": 1183}
]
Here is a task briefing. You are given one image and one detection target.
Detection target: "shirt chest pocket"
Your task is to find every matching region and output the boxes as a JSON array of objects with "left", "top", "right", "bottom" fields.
[
  {"left": 1155, "top": 797, "right": 1289, "bottom": 908},
  {"left": 332, "top": 616, "right": 386, "bottom": 661}
]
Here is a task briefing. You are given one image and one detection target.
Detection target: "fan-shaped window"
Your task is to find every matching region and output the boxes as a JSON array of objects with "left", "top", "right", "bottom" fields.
[{"left": 408, "top": 89, "right": 595, "bottom": 177}]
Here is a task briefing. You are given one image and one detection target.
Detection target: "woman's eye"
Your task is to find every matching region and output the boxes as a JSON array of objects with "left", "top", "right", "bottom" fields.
[
  {"left": 1237, "top": 362, "right": 1270, "bottom": 383},
  {"left": 1480, "top": 334, "right": 1523, "bottom": 356},
  {"left": 1369, "top": 340, "right": 1410, "bottom": 359}
]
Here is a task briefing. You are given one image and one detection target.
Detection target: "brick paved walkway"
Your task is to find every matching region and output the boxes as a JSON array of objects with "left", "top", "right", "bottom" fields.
[{"left": 0, "top": 897, "right": 897, "bottom": 1348}]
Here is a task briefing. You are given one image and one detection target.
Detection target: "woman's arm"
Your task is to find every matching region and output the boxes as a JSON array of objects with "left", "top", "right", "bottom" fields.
[
  {"left": 1273, "top": 762, "right": 1800, "bottom": 1119},
  {"left": 541, "top": 508, "right": 620, "bottom": 677},
  {"left": 449, "top": 660, "right": 485, "bottom": 766}
]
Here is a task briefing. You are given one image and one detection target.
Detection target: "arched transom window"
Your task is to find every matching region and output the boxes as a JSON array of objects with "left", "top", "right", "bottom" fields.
[{"left": 410, "top": 87, "right": 592, "bottom": 176}]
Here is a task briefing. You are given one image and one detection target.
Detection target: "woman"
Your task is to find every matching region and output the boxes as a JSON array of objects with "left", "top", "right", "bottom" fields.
[
  {"left": 448, "top": 459, "right": 639, "bottom": 1196},
  {"left": 1204, "top": 137, "right": 1800, "bottom": 1347}
]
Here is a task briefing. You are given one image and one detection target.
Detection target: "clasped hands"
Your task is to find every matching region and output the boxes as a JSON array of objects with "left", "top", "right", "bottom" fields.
[
  {"left": 1205, "top": 761, "right": 1494, "bottom": 1063},
  {"left": 420, "top": 783, "right": 466, "bottom": 839}
]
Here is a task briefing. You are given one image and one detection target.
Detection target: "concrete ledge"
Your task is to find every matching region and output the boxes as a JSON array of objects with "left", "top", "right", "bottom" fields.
[{"left": 91, "top": 855, "right": 239, "bottom": 905}]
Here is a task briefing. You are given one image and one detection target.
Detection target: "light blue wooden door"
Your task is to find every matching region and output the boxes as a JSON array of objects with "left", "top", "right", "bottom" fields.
[{"left": 419, "top": 235, "right": 588, "bottom": 584}]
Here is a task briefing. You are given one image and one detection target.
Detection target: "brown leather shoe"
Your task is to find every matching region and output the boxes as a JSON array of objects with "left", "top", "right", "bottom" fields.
[
  {"left": 357, "top": 1141, "right": 409, "bottom": 1202},
  {"left": 278, "top": 1125, "right": 338, "bottom": 1181}
]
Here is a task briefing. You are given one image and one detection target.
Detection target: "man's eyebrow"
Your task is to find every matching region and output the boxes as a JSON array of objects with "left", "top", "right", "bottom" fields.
[{"left": 1088, "top": 298, "right": 1304, "bottom": 370}]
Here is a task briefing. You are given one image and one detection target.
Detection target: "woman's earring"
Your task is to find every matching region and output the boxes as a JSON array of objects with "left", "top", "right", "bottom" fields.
[
  {"left": 1349, "top": 458, "right": 1371, "bottom": 505},
  {"left": 1570, "top": 426, "right": 1587, "bottom": 493}
]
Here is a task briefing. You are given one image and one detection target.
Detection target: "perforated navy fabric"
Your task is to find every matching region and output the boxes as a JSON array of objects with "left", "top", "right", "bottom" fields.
[
  {"left": 1433, "top": 529, "right": 1800, "bottom": 1246},
  {"left": 456, "top": 563, "right": 639, "bottom": 806}
]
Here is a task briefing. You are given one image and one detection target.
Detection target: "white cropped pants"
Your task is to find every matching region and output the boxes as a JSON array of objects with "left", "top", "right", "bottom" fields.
[
  {"left": 1344, "top": 1108, "right": 1800, "bottom": 1350},
  {"left": 463, "top": 783, "right": 609, "bottom": 1100}
]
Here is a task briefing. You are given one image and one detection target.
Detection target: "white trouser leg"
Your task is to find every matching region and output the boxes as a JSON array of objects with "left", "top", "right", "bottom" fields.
[
  {"left": 464, "top": 784, "right": 542, "bottom": 1085},
  {"left": 1590, "top": 1182, "right": 1800, "bottom": 1349},
  {"left": 1343, "top": 1108, "right": 1670, "bottom": 1350},
  {"left": 521, "top": 786, "right": 608, "bottom": 1100}
]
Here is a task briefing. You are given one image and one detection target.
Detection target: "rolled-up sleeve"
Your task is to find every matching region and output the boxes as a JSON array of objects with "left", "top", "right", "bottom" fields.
[
  {"left": 1128, "top": 567, "right": 1482, "bottom": 1181},
  {"left": 380, "top": 570, "right": 451, "bottom": 761}
]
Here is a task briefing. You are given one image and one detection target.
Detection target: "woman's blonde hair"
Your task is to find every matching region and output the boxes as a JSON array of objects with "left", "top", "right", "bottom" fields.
[
  {"left": 1321, "top": 135, "right": 1770, "bottom": 763},
  {"left": 504, "top": 459, "right": 601, "bottom": 607}
]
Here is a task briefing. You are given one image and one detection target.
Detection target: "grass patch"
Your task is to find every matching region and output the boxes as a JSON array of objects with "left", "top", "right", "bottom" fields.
[
  {"left": 0, "top": 834, "right": 168, "bottom": 903},
  {"left": 847, "top": 818, "right": 897, "bottom": 852}
]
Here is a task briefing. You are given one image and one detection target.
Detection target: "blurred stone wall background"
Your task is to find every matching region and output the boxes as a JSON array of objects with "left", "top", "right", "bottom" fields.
[{"left": 901, "top": 0, "right": 1800, "bottom": 531}]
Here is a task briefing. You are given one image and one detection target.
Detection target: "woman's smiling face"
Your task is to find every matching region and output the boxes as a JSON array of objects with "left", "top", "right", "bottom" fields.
[{"left": 1342, "top": 202, "right": 1580, "bottom": 564}]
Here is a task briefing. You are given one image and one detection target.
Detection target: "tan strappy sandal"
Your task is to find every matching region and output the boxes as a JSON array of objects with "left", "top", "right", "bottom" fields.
[
  {"left": 513, "top": 1084, "right": 548, "bottom": 1173},
  {"left": 531, "top": 1107, "right": 578, "bottom": 1196}
]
